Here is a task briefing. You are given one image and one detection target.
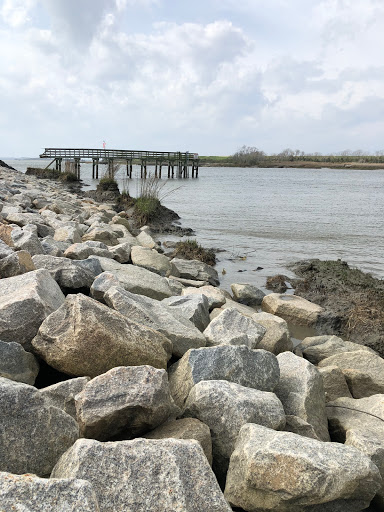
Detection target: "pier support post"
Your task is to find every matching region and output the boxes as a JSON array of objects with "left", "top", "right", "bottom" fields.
[
  {"left": 167, "top": 163, "right": 171, "bottom": 178},
  {"left": 155, "top": 161, "right": 158, "bottom": 178},
  {"left": 159, "top": 162, "right": 162, "bottom": 178}
]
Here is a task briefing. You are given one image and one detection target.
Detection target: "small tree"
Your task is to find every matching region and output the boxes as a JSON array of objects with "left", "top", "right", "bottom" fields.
[{"left": 231, "top": 145, "right": 266, "bottom": 166}]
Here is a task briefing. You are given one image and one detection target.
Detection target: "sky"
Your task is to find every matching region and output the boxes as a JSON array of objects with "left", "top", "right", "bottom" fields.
[{"left": 1, "top": 0, "right": 384, "bottom": 157}]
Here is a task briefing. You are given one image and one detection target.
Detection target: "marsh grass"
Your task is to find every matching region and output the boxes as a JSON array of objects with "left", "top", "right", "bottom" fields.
[{"left": 172, "top": 239, "right": 216, "bottom": 266}]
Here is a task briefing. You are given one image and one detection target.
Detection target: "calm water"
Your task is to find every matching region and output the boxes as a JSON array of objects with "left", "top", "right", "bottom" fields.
[{"left": 5, "top": 159, "right": 384, "bottom": 292}]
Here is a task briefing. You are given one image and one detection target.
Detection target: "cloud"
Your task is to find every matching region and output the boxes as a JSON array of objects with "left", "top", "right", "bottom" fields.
[{"left": 0, "top": 0, "right": 384, "bottom": 156}]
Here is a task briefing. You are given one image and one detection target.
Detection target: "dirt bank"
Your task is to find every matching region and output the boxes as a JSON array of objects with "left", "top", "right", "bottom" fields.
[{"left": 288, "top": 259, "right": 384, "bottom": 356}]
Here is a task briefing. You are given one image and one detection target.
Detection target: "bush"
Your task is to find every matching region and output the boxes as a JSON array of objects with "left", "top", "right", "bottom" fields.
[{"left": 172, "top": 239, "right": 216, "bottom": 266}]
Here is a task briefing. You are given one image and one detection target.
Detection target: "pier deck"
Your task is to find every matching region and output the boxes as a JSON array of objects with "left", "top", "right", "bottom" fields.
[{"left": 39, "top": 148, "right": 199, "bottom": 179}]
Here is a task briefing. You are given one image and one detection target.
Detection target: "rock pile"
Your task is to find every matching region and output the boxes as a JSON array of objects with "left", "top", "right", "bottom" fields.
[{"left": 0, "top": 164, "right": 383, "bottom": 511}]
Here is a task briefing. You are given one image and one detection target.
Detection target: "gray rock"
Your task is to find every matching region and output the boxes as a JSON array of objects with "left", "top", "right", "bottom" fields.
[
  {"left": 224, "top": 423, "right": 381, "bottom": 512},
  {"left": 252, "top": 311, "right": 293, "bottom": 354},
  {"left": 131, "top": 245, "right": 173, "bottom": 276},
  {"left": 318, "top": 350, "right": 384, "bottom": 398},
  {"left": 0, "top": 269, "right": 65, "bottom": 350},
  {"left": 136, "top": 229, "right": 157, "bottom": 248},
  {"left": 0, "top": 239, "right": 13, "bottom": 258},
  {"left": 211, "top": 297, "right": 257, "bottom": 319},
  {"left": 0, "top": 472, "right": 100, "bottom": 511},
  {"left": 162, "top": 294, "right": 211, "bottom": 332},
  {"left": 171, "top": 257, "right": 220, "bottom": 286},
  {"left": 0, "top": 249, "right": 35, "bottom": 277},
  {"left": 82, "top": 226, "right": 119, "bottom": 246},
  {"left": 90, "top": 271, "right": 121, "bottom": 303},
  {"left": 262, "top": 293, "right": 324, "bottom": 327},
  {"left": 169, "top": 345, "right": 280, "bottom": 409},
  {"left": 32, "top": 294, "right": 172, "bottom": 377},
  {"left": 318, "top": 365, "right": 353, "bottom": 402},
  {"left": 54, "top": 225, "right": 83, "bottom": 244},
  {"left": 75, "top": 366, "right": 173, "bottom": 441},
  {"left": 0, "top": 340, "right": 39, "bottom": 385},
  {"left": 41, "top": 236, "right": 70, "bottom": 257},
  {"left": 182, "top": 285, "right": 227, "bottom": 309},
  {"left": 283, "top": 415, "right": 321, "bottom": 440},
  {"left": 185, "top": 380, "right": 285, "bottom": 481},
  {"left": 0, "top": 377, "right": 79, "bottom": 476},
  {"left": 64, "top": 241, "right": 112, "bottom": 260},
  {"left": 104, "top": 286, "right": 206, "bottom": 357},
  {"left": 11, "top": 226, "right": 45, "bottom": 255},
  {"left": 203, "top": 308, "right": 266, "bottom": 348},
  {"left": 326, "top": 395, "right": 384, "bottom": 442},
  {"left": 32, "top": 254, "right": 103, "bottom": 290},
  {"left": 231, "top": 282, "right": 266, "bottom": 306},
  {"left": 143, "top": 417, "right": 212, "bottom": 465},
  {"left": 40, "top": 377, "right": 90, "bottom": 419},
  {"left": 92, "top": 258, "right": 174, "bottom": 300},
  {"left": 275, "top": 351, "right": 330, "bottom": 441},
  {"left": 297, "top": 335, "right": 375, "bottom": 365},
  {"left": 345, "top": 428, "right": 384, "bottom": 508},
  {"left": 52, "top": 438, "right": 232, "bottom": 512},
  {"left": 108, "top": 241, "right": 131, "bottom": 263}
]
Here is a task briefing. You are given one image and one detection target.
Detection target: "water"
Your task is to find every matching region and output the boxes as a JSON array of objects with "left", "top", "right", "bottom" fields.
[{"left": 5, "top": 158, "right": 384, "bottom": 292}]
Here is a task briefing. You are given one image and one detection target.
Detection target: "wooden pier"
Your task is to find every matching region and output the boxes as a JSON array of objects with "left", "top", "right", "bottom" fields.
[{"left": 39, "top": 148, "right": 199, "bottom": 179}]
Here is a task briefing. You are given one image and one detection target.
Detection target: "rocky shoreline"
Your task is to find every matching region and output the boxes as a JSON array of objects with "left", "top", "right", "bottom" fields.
[{"left": 0, "top": 164, "right": 383, "bottom": 511}]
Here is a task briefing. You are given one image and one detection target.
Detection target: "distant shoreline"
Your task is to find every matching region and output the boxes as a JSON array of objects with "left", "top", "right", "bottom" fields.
[{"left": 199, "top": 160, "right": 384, "bottom": 170}]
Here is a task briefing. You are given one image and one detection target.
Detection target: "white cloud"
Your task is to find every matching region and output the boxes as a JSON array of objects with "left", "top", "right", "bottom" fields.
[
  {"left": 0, "top": 0, "right": 384, "bottom": 156},
  {"left": 1, "top": 0, "right": 35, "bottom": 27}
]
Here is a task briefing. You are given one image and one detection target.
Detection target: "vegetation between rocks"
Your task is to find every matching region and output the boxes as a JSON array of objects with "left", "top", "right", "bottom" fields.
[{"left": 172, "top": 239, "right": 216, "bottom": 266}]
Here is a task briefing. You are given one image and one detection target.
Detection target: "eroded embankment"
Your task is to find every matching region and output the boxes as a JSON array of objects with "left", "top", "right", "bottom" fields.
[{"left": 290, "top": 259, "right": 384, "bottom": 355}]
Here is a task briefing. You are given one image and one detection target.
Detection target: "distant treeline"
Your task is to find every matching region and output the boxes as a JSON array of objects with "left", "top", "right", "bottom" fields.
[{"left": 200, "top": 146, "right": 384, "bottom": 166}]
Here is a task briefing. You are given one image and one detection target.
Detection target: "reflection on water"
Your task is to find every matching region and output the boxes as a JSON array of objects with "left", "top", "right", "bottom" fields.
[{"left": 6, "top": 159, "right": 384, "bottom": 295}]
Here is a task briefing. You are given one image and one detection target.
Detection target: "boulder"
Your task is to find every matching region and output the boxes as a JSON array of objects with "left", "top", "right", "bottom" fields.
[
  {"left": 274, "top": 351, "right": 330, "bottom": 441},
  {"left": 231, "top": 283, "right": 265, "bottom": 306},
  {"left": 0, "top": 340, "right": 39, "bottom": 385},
  {"left": 143, "top": 417, "right": 212, "bottom": 464},
  {"left": 40, "top": 377, "right": 91, "bottom": 419},
  {"left": 252, "top": 311, "right": 293, "bottom": 354},
  {"left": 0, "top": 377, "right": 79, "bottom": 476},
  {"left": 41, "top": 236, "right": 69, "bottom": 257},
  {"left": 262, "top": 293, "right": 324, "bottom": 326},
  {"left": 136, "top": 229, "right": 157, "bottom": 248},
  {"left": 0, "top": 249, "right": 35, "bottom": 277},
  {"left": 130, "top": 245, "right": 174, "bottom": 276},
  {"left": 11, "top": 226, "right": 45, "bottom": 255},
  {"left": 283, "top": 415, "right": 321, "bottom": 440},
  {"left": 162, "top": 294, "right": 210, "bottom": 332},
  {"left": 104, "top": 286, "right": 206, "bottom": 357},
  {"left": 92, "top": 258, "right": 174, "bottom": 300},
  {"left": 0, "top": 472, "right": 100, "bottom": 511},
  {"left": 75, "top": 366, "right": 173, "bottom": 441},
  {"left": 203, "top": 308, "right": 266, "bottom": 348},
  {"left": 64, "top": 241, "right": 112, "bottom": 260},
  {"left": 0, "top": 269, "right": 65, "bottom": 350},
  {"left": 32, "top": 294, "right": 172, "bottom": 377},
  {"left": 82, "top": 226, "right": 119, "bottom": 246},
  {"left": 297, "top": 335, "right": 375, "bottom": 365},
  {"left": 54, "top": 225, "right": 83, "bottom": 244},
  {"left": 318, "top": 350, "right": 384, "bottom": 398},
  {"left": 52, "top": 438, "right": 232, "bottom": 512},
  {"left": 0, "top": 239, "right": 13, "bottom": 258},
  {"left": 224, "top": 423, "right": 381, "bottom": 512},
  {"left": 326, "top": 395, "right": 384, "bottom": 442},
  {"left": 211, "top": 297, "right": 257, "bottom": 320},
  {"left": 171, "top": 258, "right": 219, "bottom": 286},
  {"left": 32, "top": 255, "right": 103, "bottom": 291},
  {"left": 318, "top": 365, "right": 353, "bottom": 402},
  {"left": 169, "top": 345, "right": 280, "bottom": 409},
  {"left": 90, "top": 271, "right": 121, "bottom": 303},
  {"left": 108, "top": 241, "right": 131, "bottom": 263},
  {"left": 182, "top": 285, "right": 227, "bottom": 309},
  {"left": 185, "top": 380, "right": 285, "bottom": 481}
]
